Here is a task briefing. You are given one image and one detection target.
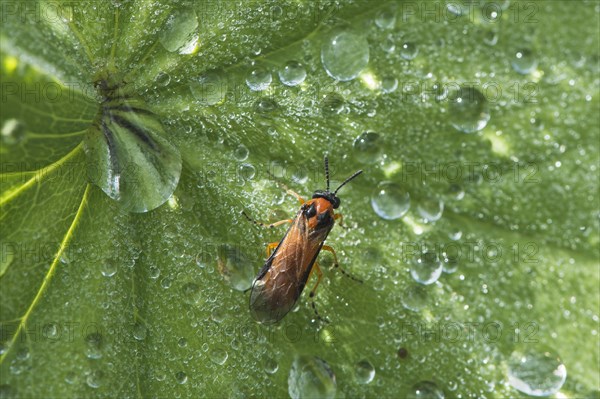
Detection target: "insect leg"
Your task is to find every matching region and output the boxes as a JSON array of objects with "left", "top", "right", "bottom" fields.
[
  {"left": 308, "top": 262, "right": 329, "bottom": 323},
  {"left": 333, "top": 213, "right": 347, "bottom": 229},
  {"left": 322, "top": 245, "right": 363, "bottom": 283},
  {"left": 242, "top": 211, "right": 293, "bottom": 228},
  {"left": 286, "top": 189, "right": 306, "bottom": 205},
  {"left": 266, "top": 242, "right": 279, "bottom": 258}
]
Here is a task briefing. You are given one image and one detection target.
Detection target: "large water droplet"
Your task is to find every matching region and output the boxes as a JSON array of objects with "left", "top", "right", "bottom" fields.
[
  {"left": 264, "top": 357, "right": 279, "bottom": 374},
  {"left": 507, "top": 349, "right": 567, "bottom": 396},
  {"left": 321, "top": 30, "right": 369, "bottom": 81},
  {"left": 353, "top": 131, "right": 382, "bottom": 163},
  {"left": 402, "top": 285, "right": 429, "bottom": 311},
  {"left": 279, "top": 61, "right": 307, "bottom": 86},
  {"left": 217, "top": 245, "right": 254, "bottom": 291},
  {"left": 417, "top": 197, "right": 444, "bottom": 222},
  {"left": 371, "top": 182, "right": 410, "bottom": 220},
  {"left": 288, "top": 356, "right": 336, "bottom": 399},
  {"left": 512, "top": 49, "right": 538, "bottom": 75},
  {"left": 159, "top": 8, "right": 199, "bottom": 54},
  {"left": 86, "top": 370, "right": 104, "bottom": 389},
  {"left": 400, "top": 42, "right": 419, "bottom": 60},
  {"left": 354, "top": 359, "right": 375, "bottom": 384},
  {"left": 85, "top": 84, "right": 182, "bottom": 213},
  {"left": 381, "top": 76, "right": 398, "bottom": 93},
  {"left": 321, "top": 92, "right": 345, "bottom": 114},
  {"left": 100, "top": 259, "right": 117, "bottom": 277},
  {"left": 448, "top": 86, "right": 490, "bottom": 133},
  {"left": 246, "top": 67, "right": 272, "bottom": 91},
  {"left": 175, "top": 371, "right": 188, "bottom": 384},
  {"left": 408, "top": 381, "right": 445, "bottom": 399},
  {"left": 210, "top": 348, "right": 229, "bottom": 365},
  {"left": 233, "top": 144, "right": 249, "bottom": 161},
  {"left": 410, "top": 251, "right": 443, "bottom": 285},
  {"left": 190, "top": 70, "right": 227, "bottom": 106},
  {"left": 375, "top": 7, "right": 396, "bottom": 29},
  {"left": 1, "top": 118, "right": 27, "bottom": 145}
]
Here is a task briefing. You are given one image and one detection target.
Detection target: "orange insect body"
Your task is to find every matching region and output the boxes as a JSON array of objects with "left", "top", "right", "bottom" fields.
[{"left": 247, "top": 157, "right": 362, "bottom": 324}]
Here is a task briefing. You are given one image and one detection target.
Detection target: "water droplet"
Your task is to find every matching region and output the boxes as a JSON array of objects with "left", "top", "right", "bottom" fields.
[
  {"left": 101, "top": 259, "right": 117, "bottom": 277},
  {"left": 210, "top": 348, "right": 229, "bottom": 365},
  {"left": 1, "top": 118, "right": 26, "bottom": 145},
  {"left": 155, "top": 72, "right": 171, "bottom": 87},
  {"left": 86, "top": 89, "right": 182, "bottom": 213},
  {"left": 484, "top": 30, "right": 498, "bottom": 46},
  {"left": 411, "top": 251, "right": 443, "bottom": 285},
  {"left": 159, "top": 8, "right": 199, "bottom": 54},
  {"left": 442, "top": 254, "right": 459, "bottom": 274},
  {"left": 175, "top": 371, "right": 188, "bottom": 384},
  {"left": 133, "top": 322, "right": 147, "bottom": 341},
  {"left": 321, "top": 30, "right": 369, "bottom": 81},
  {"left": 234, "top": 144, "right": 249, "bottom": 161},
  {"left": 64, "top": 371, "right": 77, "bottom": 384},
  {"left": 371, "top": 182, "right": 410, "bottom": 220},
  {"left": 149, "top": 266, "right": 160, "bottom": 279},
  {"left": 84, "top": 332, "right": 103, "bottom": 359},
  {"left": 190, "top": 69, "right": 227, "bottom": 106},
  {"left": 448, "top": 86, "right": 490, "bottom": 133},
  {"left": 321, "top": 92, "right": 345, "bottom": 114},
  {"left": 246, "top": 67, "right": 272, "bottom": 91},
  {"left": 178, "top": 337, "right": 188, "bottom": 348},
  {"left": 381, "top": 36, "right": 395, "bottom": 53},
  {"left": 161, "top": 277, "right": 172, "bottom": 289},
  {"left": 279, "top": 61, "right": 307, "bottom": 86},
  {"left": 375, "top": 7, "right": 396, "bottom": 29},
  {"left": 86, "top": 370, "right": 104, "bottom": 389},
  {"left": 291, "top": 168, "right": 308, "bottom": 184},
  {"left": 400, "top": 42, "right": 418, "bottom": 60},
  {"left": 264, "top": 357, "right": 279, "bottom": 374},
  {"left": 353, "top": 131, "right": 382, "bottom": 163},
  {"left": 354, "top": 359, "right": 375, "bottom": 384},
  {"left": 288, "top": 356, "right": 336, "bottom": 399},
  {"left": 408, "top": 381, "right": 445, "bottom": 399},
  {"left": 448, "top": 228, "right": 462, "bottom": 241},
  {"left": 254, "top": 97, "right": 278, "bottom": 113},
  {"left": 43, "top": 322, "right": 59, "bottom": 339},
  {"left": 181, "top": 282, "right": 202, "bottom": 306},
  {"left": 402, "top": 285, "right": 429, "bottom": 311},
  {"left": 507, "top": 349, "right": 567, "bottom": 396},
  {"left": 417, "top": 197, "right": 444, "bottom": 222},
  {"left": 447, "top": 184, "right": 465, "bottom": 201},
  {"left": 381, "top": 76, "right": 398, "bottom": 93},
  {"left": 512, "top": 49, "right": 538, "bottom": 75},
  {"left": 217, "top": 245, "right": 254, "bottom": 291}
]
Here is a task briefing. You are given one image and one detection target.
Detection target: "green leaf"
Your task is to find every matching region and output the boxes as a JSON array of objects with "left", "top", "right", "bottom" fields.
[{"left": 1, "top": 1, "right": 598, "bottom": 398}]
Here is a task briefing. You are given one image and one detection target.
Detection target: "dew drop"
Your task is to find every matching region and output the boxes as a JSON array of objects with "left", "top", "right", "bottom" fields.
[
  {"left": 402, "top": 285, "right": 429, "bottom": 311},
  {"left": 507, "top": 349, "right": 567, "bottom": 396},
  {"left": 43, "top": 322, "right": 59, "bottom": 339},
  {"left": 100, "top": 260, "right": 117, "bottom": 277},
  {"left": 279, "top": 61, "right": 307, "bottom": 86},
  {"left": 148, "top": 266, "right": 160, "bottom": 279},
  {"left": 321, "top": 30, "right": 369, "bottom": 81},
  {"left": 448, "top": 86, "right": 490, "bottom": 133},
  {"left": 371, "top": 182, "right": 410, "bottom": 220},
  {"left": 86, "top": 370, "right": 104, "bottom": 389},
  {"left": 353, "top": 131, "right": 382, "bottom": 164},
  {"left": 512, "top": 49, "right": 538, "bottom": 75},
  {"left": 417, "top": 197, "right": 444, "bottom": 222},
  {"left": 375, "top": 7, "right": 396, "bottom": 29},
  {"left": 234, "top": 144, "right": 249, "bottom": 161},
  {"left": 264, "top": 357, "right": 279, "bottom": 374},
  {"left": 133, "top": 322, "right": 147, "bottom": 341},
  {"left": 254, "top": 97, "right": 278, "bottom": 113},
  {"left": 178, "top": 337, "right": 188, "bottom": 348},
  {"left": 321, "top": 92, "right": 345, "bottom": 114},
  {"left": 238, "top": 163, "right": 256, "bottom": 181},
  {"left": 408, "top": 380, "right": 445, "bottom": 399},
  {"left": 175, "top": 371, "right": 188, "bottom": 384},
  {"left": 1, "top": 119, "right": 26, "bottom": 145},
  {"left": 354, "top": 359, "right": 375, "bottom": 384},
  {"left": 84, "top": 332, "right": 103, "bottom": 359},
  {"left": 381, "top": 76, "right": 398, "bottom": 93},
  {"left": 381, "top": 36, "right": 395, "bottom": 53},
  {"left": 190, "top": 69, "right": 227, "bottom": 106},
  {"left": 181, "top": 282, "right": 202, "bottom": 306},
  {"left": 246, "top": 67, "right": 272, "bottom": 91},
  {"left": 210, "top": 348, "right": 229, "bottom": 365},
  {"left": 160, "top": 277, "right": 172, "bottom": 289},
  {"left": 411, "top": 251, "right": 443, "bottom": 285},
  {"left": 155, "top": 72, "right": 171, "bottom": 87},
  {"left": 159, "top": 8, "right": 199, "bottom": 54},
  {"left": 288, "top": 356, "right": 336, "bottom": 399},
  {"left": 484, "top": 30, "right": 498, "bottom": 46},
  {"left": 64, "top": 371, "right": 77, "bottom": 384},
  {"left": 400, "top": 42, "right": 419, "bottom": 60},
  {"left": 217, "top": 244, "right": 254, "bottom": 291},
  {"left": 442, "top": 254, "right": 459, "bottom": 274}
]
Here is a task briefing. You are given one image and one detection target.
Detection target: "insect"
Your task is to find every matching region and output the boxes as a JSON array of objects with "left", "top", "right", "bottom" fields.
[{"left": 243, "top": 156, "right": 363, "bottom": 324}]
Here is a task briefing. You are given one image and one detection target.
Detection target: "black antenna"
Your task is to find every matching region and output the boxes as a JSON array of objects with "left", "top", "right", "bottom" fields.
[
  {"left": 324, "top": 155, "right": 330, "bottom": 192},
  {"left": 334, "top": 170, "right": 363, "bottom": 195}
]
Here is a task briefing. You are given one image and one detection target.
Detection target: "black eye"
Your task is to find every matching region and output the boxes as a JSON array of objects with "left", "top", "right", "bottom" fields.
[{"left": 305, "top": 203, "right": 317, "bottom": 218}]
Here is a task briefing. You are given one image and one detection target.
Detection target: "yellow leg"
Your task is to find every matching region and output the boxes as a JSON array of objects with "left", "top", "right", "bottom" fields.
[
  {"left": 266, "top": 242, "right": 279, "bottom": 258},
  {"left": 334, "top": 213, "right": 347, "bottom": 229},
  {"left": 322, "top": 245, "right": 363, "bottom": 283},
  {"left": 308, "top": 262, "right": 328, "bottom": 323},
  {"left": 287, "top": 189, "right": 305, "bottom": 204},
  {"left": 242, "top": 211, "right": 293, "bottom": 229}
]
